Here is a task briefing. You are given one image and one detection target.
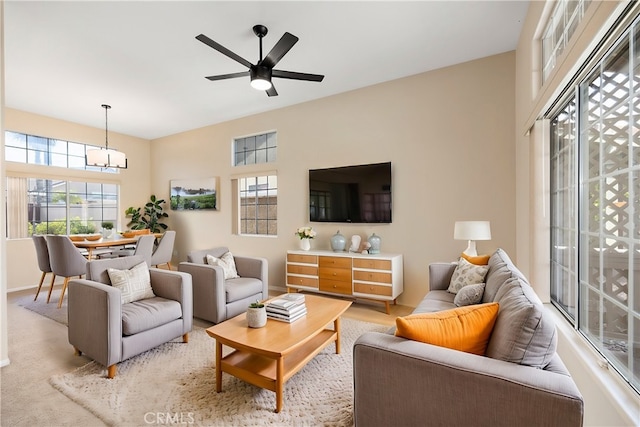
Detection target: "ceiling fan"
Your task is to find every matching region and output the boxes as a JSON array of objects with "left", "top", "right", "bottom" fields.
[{"left": 196, "top": 25, "right": 324, "bottom": 97}]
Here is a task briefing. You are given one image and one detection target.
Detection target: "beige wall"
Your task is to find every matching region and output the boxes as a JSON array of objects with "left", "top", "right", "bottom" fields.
[
  {"left": 4, "top": 108, "right": 152, "bottom": 290},
  {"left": 151, "top": 51, "right": 516, "bottom": 307},
  {"left": 515, "top": 1, "right": 638, "bottom": 424}
]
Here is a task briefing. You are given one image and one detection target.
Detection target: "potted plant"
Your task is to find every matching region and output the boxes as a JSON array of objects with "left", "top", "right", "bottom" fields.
[
  {"left": 247, "top": 300, "right": 266, "bottom": 328},
  {"left": 101, "top": 221, "right": 114, "bottom": 238},
  {"left": 125, "top": 195, "right": 169, "bottom": 233}
]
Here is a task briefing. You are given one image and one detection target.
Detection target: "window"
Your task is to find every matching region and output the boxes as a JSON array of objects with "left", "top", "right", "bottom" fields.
[
  {"left": 237, "top": 175, "right": 277, "bottom": 236},
  {"left": 542, "top": 0, "right": 590, "bottom": 83},
  {"left": 233, "top": 132, "right": 277, "bottom": 166},
  {"left": 550, "top": 16, "right": 640, "bottom": 393},
  {"left": 6, "top": 177, "right": 119, "bottom": 239},
  {"left": 5, "top": 131, "right": 119, "bottom": 173}
]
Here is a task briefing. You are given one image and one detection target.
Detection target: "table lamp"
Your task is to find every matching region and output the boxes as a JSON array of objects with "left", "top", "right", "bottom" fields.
[{"left": 454, "top": 221, "right": 491, "bottom": 256}]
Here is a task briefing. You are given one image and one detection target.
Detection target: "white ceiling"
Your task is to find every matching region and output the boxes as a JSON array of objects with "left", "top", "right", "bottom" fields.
[{"left": 3, "top": 1, "right": 529, "bottom": 140}]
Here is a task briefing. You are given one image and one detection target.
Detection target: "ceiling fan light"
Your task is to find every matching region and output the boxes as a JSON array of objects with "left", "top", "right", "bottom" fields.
[
  {"left": 250, "top": 65, "right": 272, "bottom": 90},
  {"left": 251, "top": 77, "right": 272, "bottom": 90}
]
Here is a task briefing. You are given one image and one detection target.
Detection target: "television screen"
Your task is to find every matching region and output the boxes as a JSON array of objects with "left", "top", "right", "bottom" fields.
[{"left": 309, "top": 162, "right": 392, "bottom": 223}]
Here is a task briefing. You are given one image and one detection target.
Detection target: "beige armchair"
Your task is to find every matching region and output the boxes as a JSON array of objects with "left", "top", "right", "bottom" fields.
[
  {"left": 178, "top": 246, "right": 268, "bottom": 324},
  {"left": 67, "top": 255, "right": 193, "bottom": 378}
]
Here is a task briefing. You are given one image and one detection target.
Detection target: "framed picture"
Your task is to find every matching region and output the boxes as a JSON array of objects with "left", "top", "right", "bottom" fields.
[{"left": 170, "top": 178, "right": 217, "bottom": 210}]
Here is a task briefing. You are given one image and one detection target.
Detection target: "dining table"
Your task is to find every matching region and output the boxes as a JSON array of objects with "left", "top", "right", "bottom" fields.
[{"left": 72, "top": 235, "right": 141, "bottom": 260}]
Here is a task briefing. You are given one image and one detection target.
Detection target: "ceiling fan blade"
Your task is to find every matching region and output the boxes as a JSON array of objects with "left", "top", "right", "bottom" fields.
[
  {"left": 266, "top": 84, "right": 278, "bottom": 97},
  {"left": 205, "top": 71, "right": 249, "bottom": 81},
  {"left": 196, "top": 34, "right": 253, "bottom": 69},
  {"left": 272, "top": 69, "right": 324, "bottom": 82},
  {"left": 262, "top": 32, "right": 298, "bottom": 68}
]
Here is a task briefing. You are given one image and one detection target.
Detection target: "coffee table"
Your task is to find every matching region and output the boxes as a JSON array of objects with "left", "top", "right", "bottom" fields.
[{"left": 205, "top": 294, "right": 352, "bottom": 413}]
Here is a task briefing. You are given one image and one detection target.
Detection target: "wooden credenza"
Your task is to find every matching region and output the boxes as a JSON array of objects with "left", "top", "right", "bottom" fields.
[{"left": 286, "top": 250, "right": 403, "bottom": 314}]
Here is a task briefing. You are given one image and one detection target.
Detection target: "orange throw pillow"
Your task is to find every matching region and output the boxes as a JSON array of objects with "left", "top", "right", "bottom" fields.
[
  {"left": 395, "top": 303, "right": 499, "bottom": 355},
  {"left": 461, "top": 252, "right": 490, "bottom": 265}
]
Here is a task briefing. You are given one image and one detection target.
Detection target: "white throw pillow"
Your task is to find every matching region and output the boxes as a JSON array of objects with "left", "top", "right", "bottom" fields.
[
  {"left": 107, "top": 261, "right": 155, "bottom": 304},
  {"left": 454, "top": 283, "right": 486, "bottom": 307},
  {"left": 447, "top": 257, "right": 489, "bottom": 294},
  {"left": 206, "top": 252, "right": 240, "bottom": 279}
]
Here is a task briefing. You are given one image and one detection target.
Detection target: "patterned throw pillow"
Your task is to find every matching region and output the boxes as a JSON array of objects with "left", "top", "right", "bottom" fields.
[
  {"left": 454, "top": 283, "right": 486, "bottom": 307},
  {"left": 447, "top": 257, "right": 489, "bottom": 294},
  {"left": 107, "top": 261, "right": 155, "bottom": 304},
  {"left": 206, "top": 252, "right": 240, "bottom": 279}
]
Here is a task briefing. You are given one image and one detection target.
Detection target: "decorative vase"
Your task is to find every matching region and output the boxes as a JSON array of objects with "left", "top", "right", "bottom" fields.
[
  {"left": 246, "top": 306, "right": 267, "bottom": 328},
  {"left": 331, "top": 230, "right": 347, "bottom": 252},
  {"left": 102, "top": 228, "right": 112, "bottom": 239},
  {"left": 368, "top": 233, "right": 381, "bottom": 254},
  {"left": 300, "top": 238, "right": 311, "bottom": 251}
]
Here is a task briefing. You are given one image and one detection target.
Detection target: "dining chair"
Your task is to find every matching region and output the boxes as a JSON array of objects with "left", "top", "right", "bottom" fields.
[
  {"left": 32, "top": 235, "right": 57, "bottom": 302},
  {"left": 45, "top": 235, "right": 89, "bottom": 308},
  {"left": 100, "top": 234, "right": 156, "bottom": 264},
  {"left": 150, "top": 230, "right": 176, "bottom": 270}
]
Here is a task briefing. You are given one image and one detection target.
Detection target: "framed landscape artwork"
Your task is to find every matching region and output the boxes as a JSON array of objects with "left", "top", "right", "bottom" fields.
[{"left": 170, "top": 178, "right": 217, "bottom": 210}]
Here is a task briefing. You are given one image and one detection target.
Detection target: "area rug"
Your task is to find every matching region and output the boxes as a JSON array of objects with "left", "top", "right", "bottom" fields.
[
  {"left": 16, "top": 288, "right": 68, "bottom": 325},
  {"left": 49, "top": 318, "right": 388, "bottom": 426}
]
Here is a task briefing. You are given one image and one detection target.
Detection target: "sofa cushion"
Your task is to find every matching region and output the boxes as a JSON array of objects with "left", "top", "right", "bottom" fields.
[
  {"left": 225, "top": 277, "right": 264, "bottom": 303},
  {"left": 483, "top": 248, "right": 529, "bottom": 303},
  {"left": 461, "top": 252, "right": 490, "bottom": 265},
  {"left": 486, "top": 277, "right": 557, "bottom": 368},
  {"left": 395, "top": 302, "right": 499, "bottom": 355},
  {"left": 447, "top": 257, "right": 489, "bottom": 294},
  {"left": 121, "top": 297, "right": 182, "bottom": 335},
  {"left": 454, "top": 283, "right": 485, "bottom": 307},
  {"left": 206, "top": 252, "right": 240, "bottom": 279},
  {"left": 414, "top": 290, "right": 456, "bottom": 314},
  {"left": 107, "top": 261, "right": 155, "bottom": 304}
]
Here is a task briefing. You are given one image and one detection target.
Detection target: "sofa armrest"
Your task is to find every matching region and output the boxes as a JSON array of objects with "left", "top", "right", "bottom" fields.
[
  {"left": 428, "top": 262, "right": 457, "bottom": 291},
  {"left": 67, "top": 279, "right": 122, "bottom": 367},
  {"left": 178, "top": 262, "right": 226, "bottom": 323},
  {"left": 234, "top": 256, "right": 268, "bottom": 296},
  {"left": 149, "top": 268, "right": 193, "bottom": 333},
  {"left": 353, "top": 332, "right": 583, "bottom": 427}
]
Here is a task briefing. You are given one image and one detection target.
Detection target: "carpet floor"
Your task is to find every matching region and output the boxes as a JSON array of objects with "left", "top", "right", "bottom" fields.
[
  {"left": 16, "top": 288, "right": 68, "bottom": 325},
  {"left": 49, "top": 318, "right": 387, "bottom": 427}
]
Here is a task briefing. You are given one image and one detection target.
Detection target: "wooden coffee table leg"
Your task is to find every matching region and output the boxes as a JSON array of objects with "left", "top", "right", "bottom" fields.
[
  {"left": 335, "top": 317, "right": 342, "bottom": 354},
  {"left": 215, "top": 340, "right": 222, "bottom": 393},
  {"left": 275, "top": 357, "right": 284, "bottom": 413}
]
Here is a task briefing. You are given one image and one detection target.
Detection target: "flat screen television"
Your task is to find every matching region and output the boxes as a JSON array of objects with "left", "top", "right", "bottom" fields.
[{"left": 309, "top": 162, "right": 392, "bottom": 223}]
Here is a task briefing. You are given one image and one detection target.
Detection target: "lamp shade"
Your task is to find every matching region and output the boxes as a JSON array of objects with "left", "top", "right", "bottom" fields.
[
  {"left": 86, "top": 148, "right": 128, "bottom": 168},
  {"left": 454, "top": 221, "right": 491, "bottom": 241}
]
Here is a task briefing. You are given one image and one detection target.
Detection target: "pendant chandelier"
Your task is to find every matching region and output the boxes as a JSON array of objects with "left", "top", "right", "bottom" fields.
[{"left": 86, "top": 104, "right": 127, "bottom": 169}]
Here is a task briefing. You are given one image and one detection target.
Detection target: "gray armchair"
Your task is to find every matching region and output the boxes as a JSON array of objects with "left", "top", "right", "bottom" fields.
[
  {"left": 67, "top": 255, "right": 192, "bottom": 378},
  {"left": 178, "top": 246, "right": 268, "bottom": 324}
]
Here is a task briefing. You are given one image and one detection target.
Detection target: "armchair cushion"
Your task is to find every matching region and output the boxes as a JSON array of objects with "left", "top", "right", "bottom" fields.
[
  {"left": 225, "top": 277, "right": 264, "bottom": 303},
  {"left": 121, "top": 297, "right": 183, "bottom": 336},
  {"left": 107, "top": 261, "right": 155, "bottom": 304},
  {"left": 206, "top": 252, "right": 239, "bottom": 279}
]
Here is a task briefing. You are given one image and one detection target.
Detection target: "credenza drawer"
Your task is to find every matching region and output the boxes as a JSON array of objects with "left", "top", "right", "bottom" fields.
[
  {"left": 287, "top": 264, "right": 318, "bottom": 276},
  {"left": 287, "top": 275, "right": 319, "bottom": 288},
  {"left": 287, "top": 254, "right": 317, "bottom": 264},
  {"left": 320, "top": 279, "right": 352, "bottom": 295},
  {"left": 354, "top": 283, "right": 393, "bottom": 297},
  {"left": 353, "top": 258, "right": 392, "bottom": 270},
  {"left": 319, "top": 256, "right": 352, "bottom": 269},
  {"left": 353, "top": 270, "right": 392, "bottom": 284},
  {"left": 319, "top": 267, "right": 352, "bottom": 282}
]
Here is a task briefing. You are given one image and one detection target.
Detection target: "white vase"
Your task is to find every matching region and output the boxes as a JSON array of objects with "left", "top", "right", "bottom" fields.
[
  {"left": 300, "top": 239, "right": 311, "bottom": 251},
  {"left": 247, "top": 306, "right": 267, "bottom": 328}
]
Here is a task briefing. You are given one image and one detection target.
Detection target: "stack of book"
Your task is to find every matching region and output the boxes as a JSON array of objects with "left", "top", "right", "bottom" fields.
[{"left": 266, "top": 294, "right": 307, "bottom": 323}]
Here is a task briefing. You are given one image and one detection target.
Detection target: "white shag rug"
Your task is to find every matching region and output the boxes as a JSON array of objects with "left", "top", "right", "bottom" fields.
[{"left": 50, "top": 318, "right": 388, "bottom": 427}]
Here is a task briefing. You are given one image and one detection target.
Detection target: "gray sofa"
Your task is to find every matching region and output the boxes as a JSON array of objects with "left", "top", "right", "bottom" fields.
[
  {"left": 353, "top": 248, "right": 584, "bottom": 427},
  {"left": 68, "top": 255, "right": 193, "bottom": 378},
  {"left": 178, "top": 247, "right": 268, "bottom": 324}
]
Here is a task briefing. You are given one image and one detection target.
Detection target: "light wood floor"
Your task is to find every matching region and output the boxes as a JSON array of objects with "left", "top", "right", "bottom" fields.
[{"left": 1, "top": 285, "right": 413, "bottom": 427}]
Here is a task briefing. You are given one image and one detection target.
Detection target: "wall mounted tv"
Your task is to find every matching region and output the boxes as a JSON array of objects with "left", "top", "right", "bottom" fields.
[{"left": 309, "top": 162, "right": 392, "bottom": 223}]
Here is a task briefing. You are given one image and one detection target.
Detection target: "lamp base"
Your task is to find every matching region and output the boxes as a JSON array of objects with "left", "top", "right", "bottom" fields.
[{"left": 462, "top": 240, "right": 478, "bottom": 257}]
